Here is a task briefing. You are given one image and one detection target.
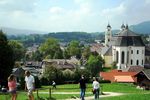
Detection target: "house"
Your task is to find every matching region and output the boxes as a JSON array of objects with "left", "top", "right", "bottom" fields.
[
  {"left": 12, "top": 67, "right": 25, "bottom": 78},
  {"left": 135, "top": 69, "right": 150, "bottom": 90},
  {"left": 42, "top": 58, "right": 78, "bottom": 74},
  {"left": 100, "top": 69, "right": 137, "bottom": 83},
  {"left": 125, "top": 66, "right": 144, "bottom": 72},
  {"left": 24, "top": 61, "right": 42, "bottom": 68}
]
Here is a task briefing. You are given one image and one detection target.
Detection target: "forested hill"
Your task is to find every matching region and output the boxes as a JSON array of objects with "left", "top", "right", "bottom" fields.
[{"left": 8, "top": 32, "right": 104, "bottom": 47}]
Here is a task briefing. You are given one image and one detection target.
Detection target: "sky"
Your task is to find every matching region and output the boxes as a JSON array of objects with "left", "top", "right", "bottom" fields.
[{"left": 0, "top": 0, "right": 150, "bottom": 32}]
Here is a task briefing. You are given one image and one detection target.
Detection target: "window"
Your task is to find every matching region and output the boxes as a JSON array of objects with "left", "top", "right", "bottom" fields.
[
  {"left": 142, "top": 50, "right": 144, "bottom": 54},
  {"left": 127, "top": 51, "right": 129, "bottom": 63},
  {"left": 131, "top": 50, "right": 133, "bottom": 54},
  {"left": 142, "top": 60, "right": 143, "bottom": 65},
  {"left": 131, "top": 59, "right": 133, "bottom": 65},
  {"left": 136, "top": 60, "right": 139, "bottom": 65},
  {"left": 121, "top": 51, "right": 125, "bottom": 64},
  {"left": 137, "top": 50, "right": 139, "bottom": 54},
  {"left": 116, "top": 51, "right": 119, "bottom": 63}
]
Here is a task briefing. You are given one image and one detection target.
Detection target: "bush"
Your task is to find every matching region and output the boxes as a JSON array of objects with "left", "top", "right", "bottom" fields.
[
  {"left": 42, "top": 65, "right": 64, "bottom": 85},
  {"left": 62, "top": 69, "right": 75, "bottom": 81},
  {"left": 74, "top": 68, "right": 91, "bottom": 83},
  {"left": 34, "top": 76, "right": 41, "bottom": 88},
  {"left": 99, "top": 80, "right": 111, "bottom": 83}
]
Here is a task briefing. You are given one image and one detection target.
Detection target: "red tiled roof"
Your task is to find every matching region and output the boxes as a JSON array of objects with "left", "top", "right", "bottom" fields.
[
  {"left": 100, "top": 70, "right": 137, "bottom": 83},
  {"left": 114, "top": 76, "right": 136, "bottom": 83}
]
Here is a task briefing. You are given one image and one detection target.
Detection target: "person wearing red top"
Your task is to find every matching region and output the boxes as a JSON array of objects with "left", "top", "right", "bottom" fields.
[{"left": 8, "top": 74, "right": 17, "bottom": 100}]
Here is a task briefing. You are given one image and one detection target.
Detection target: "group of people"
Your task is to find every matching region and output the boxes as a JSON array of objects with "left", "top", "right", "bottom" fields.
[
  {"left": 7, "top": 72, "right": 99, "bottom": 100},
  {"left": 7, "top": 71, "right": 35, "bottom": 100},
  {"left": 79, "top": 75, "right": 100, "bottom": 100}
]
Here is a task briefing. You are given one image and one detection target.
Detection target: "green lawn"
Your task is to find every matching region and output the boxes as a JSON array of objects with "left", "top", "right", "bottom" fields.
[{"left": 0, "top": 83, "right": 150, "bottom": 100}]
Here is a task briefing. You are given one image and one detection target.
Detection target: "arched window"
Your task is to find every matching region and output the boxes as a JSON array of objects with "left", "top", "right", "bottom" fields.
[
  {"left": 121, "top": 51, "right": 125, "bottom": 64},
  {"left": 116, "top": 51, "right": 119, "bottom": 63},
  {"left": 127, "top": 51, "right": 129, "bottom": 63},
  {"left": 131, "top": 59, "right": 133, "bottom": 65},
  {"left": 136, "top": 60, "right": 139, "bottom": 65},
  {"left": 131, "top": 50, "right": 133, "bottom": 54},
  {"left": 142, "top": 60, "right": 143, "bottom": 65},
  {"left": 137, "top": 50, "right": 139, "bottom": 54}
]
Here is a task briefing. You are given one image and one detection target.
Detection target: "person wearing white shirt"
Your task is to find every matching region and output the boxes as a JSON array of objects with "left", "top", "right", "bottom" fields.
[
  {"left": 92, "top": 77, "right": 100, "bottom": 100},
  {"left": 25, "top": 71, "right": 35, "bottom": 100}
]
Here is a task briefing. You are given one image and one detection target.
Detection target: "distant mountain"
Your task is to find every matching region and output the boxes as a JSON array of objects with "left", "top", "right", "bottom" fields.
[
  {"left": 0, "top": 27, "right": 47, "bottom": 35},
  {"left": 130, "top": 21, "right": 150, "bottom": 34}
]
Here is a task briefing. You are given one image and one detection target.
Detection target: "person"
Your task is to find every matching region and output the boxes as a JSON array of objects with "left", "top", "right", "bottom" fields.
[
  {"left": 79, "top": 75, "right": 86, "bottom": 100},
  {"left": 8, "top": 74, "right": 17, "bottom": 100},
  {"left": 25, "top": 71, "right": 35, "bottom": 100},
  {"left": 52, "top": 81, "right": 56, "bottom": 89},
  {"left": 92, "top": 77, "right": 100, "bottom": 100}
]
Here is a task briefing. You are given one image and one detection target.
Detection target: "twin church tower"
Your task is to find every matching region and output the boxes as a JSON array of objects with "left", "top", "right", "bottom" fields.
[{"left": 104, "top": 23, "right": 145, "bottom": 70}]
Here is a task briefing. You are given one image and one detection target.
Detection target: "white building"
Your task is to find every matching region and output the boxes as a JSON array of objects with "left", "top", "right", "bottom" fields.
[{"left": 104, "top": 24, "right": 145, "bottom": 70}]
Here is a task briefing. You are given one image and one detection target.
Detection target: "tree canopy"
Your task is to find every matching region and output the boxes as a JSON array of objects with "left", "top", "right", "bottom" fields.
[
  {"left": 86, "top": 55, "right": 103, "bottom": 77},
  {"left": 8, "top": 40, "right": 25, "bottom": 61},
  {"left": 67, "top": 40, "right": 81, "bottom": 59},
  {"left": 0, "top": 30, "right": 14, "bottom": 86},
  {"left": 39, "top": 38, "right": 63, "bottom": 59}
]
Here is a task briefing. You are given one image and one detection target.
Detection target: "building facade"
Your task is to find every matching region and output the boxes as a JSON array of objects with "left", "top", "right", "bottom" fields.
[{"left": 104, "top": 24, "right": 145, "bottom": 70}]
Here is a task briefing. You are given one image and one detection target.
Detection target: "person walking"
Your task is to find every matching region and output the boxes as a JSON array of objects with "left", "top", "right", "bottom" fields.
[
  {"left": 8, "top": 74, "right": 17, "bottom": 100},
  {"left": 79, "top": 75, "right": 86, "bottom": 100},
  {"left": 52, "top": 81, "right": 56, "bottom": 89},
  {"left": 92, "top": 77, "right": 100, "bottom": 100},
  {"left": 25, "top": 71, "right": 35, "bottom": 100}
]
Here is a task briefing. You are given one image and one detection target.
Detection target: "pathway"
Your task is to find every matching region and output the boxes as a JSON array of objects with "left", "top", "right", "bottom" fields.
[{"left": 37, "top": 91, "right": 124, "bottom": 100}]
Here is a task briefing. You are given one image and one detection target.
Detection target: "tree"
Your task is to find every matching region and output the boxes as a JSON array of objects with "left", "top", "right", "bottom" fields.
[
  {"left": 39, "top": 38, "right": 63, "bottom": 59},
  {"left": 8, "top": 40, "right": 25, "bottom": 61},
  {"left": 42, "top": 65, "right": 63, "bottom": 84},
  {"left": 86, "top": 55, "right": 103, "bottom": 77},
  {"left": 67, "top": 40, "right": 81, "bottom": 59},
  {"left": 32, "top": 50, "right": 43, "bottom": 61},
  {"left": 82, "top": 46, "right": 91, "bottom": 59},
  {"left": 111, "top": 61, "right": 117, "bottom": 69},
  {"left": 62, "top": 69, "right": 74, "bottom": 81},
  {"left": 0, "top": 30, "right": 14, "bottom": 86}
]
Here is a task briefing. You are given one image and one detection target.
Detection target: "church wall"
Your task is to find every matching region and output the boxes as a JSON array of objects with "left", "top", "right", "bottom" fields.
[
  {"left": 104, "top": 55, "right": 113, "bottom": 67},
  {"left": 112, "top": 46, "right": 145, "bottom": 70}
]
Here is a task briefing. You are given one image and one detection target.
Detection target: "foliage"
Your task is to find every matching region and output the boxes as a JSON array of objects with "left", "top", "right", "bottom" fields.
[
  {"left": 81, "top": 46, "right": 91, "bottom": 60},
  {"left": 111, "top": 61, "right": 117, "bottom": 69},
  {"left": 74, "top": 68, "right": 91, "bottom": 83},
  {"left": 86, "top": 55, "right": 103, "bottom": 77},
  {"left": 67, "top": 40, "right": 81, "bottom": 59},
  {"left": 39, "top": 38, "right": 63, "bottom": 59},
  {"left": 42, "top": 65, "right": 63, "bottom": 84},
  {"left": 31, "top": 50, "right": 43, "bottom": 61},
  {"left": 62, "top": 69, "right": 75, "bottom": 81},
  {"left": 0, "top": 30, "right": 14, "bottom": 86},
  {"left": 8, "top": 40, "right": 26, "bottom": 61}
]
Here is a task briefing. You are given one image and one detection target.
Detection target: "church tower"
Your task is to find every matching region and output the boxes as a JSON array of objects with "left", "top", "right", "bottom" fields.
[{"left": 105, "top": 24, "right": 112, "bottom": 46}]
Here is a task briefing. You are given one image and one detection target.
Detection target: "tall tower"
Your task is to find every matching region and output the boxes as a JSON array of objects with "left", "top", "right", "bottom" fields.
[{"left": 105, "top": 24, "right": 112, "bottom": 46}]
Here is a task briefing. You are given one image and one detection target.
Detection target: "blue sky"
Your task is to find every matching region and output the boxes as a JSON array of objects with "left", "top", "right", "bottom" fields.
[{"left": 0, "top": 0, "right": 150, "bottom": 32}]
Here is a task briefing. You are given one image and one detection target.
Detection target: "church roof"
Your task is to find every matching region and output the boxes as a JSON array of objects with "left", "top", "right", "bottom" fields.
[
  {"left": 115, "top": 28, "right": 145, "bottom": 46},
  {"left": 104, "top": 46, "right": 112, "bottom": 56}
]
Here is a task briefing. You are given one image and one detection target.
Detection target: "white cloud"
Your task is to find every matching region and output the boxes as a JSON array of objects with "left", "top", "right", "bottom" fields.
[
  {"left": 101, "top": 3, "right": 126, "bottom": 18},
  {"left": 49, "top": 6, "right": 65, "bottom": 14}
]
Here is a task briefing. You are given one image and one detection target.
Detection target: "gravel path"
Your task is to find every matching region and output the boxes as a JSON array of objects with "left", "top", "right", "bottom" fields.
[{"left": 37, "top": 91, "right": 124, "bottom": 100}]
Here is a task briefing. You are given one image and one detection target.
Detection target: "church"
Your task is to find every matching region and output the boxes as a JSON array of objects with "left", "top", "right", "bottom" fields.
[{"left": 102, "top": 24, "right": 145, "bottom": 70}]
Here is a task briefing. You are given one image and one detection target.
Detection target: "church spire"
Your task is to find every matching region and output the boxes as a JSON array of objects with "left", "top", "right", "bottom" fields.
[{"left": 121, "top": 23, "right": 125, "bottom": 30}]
